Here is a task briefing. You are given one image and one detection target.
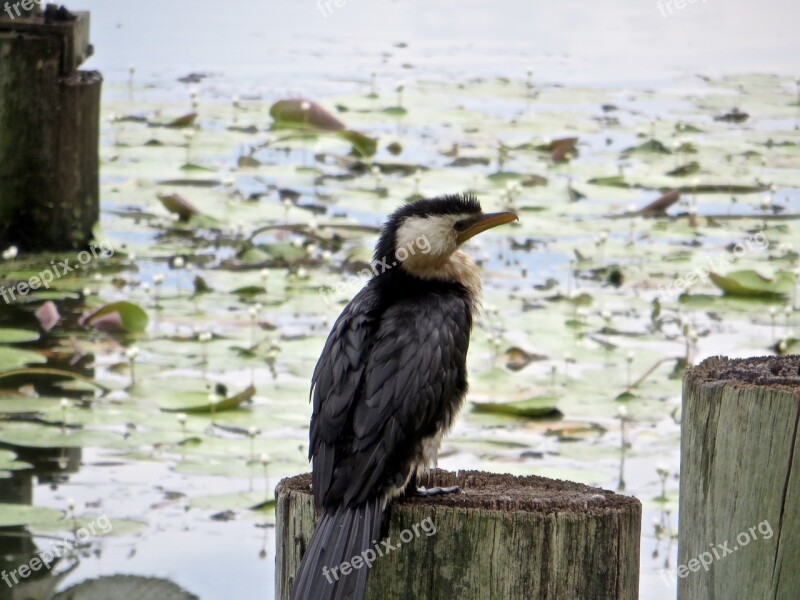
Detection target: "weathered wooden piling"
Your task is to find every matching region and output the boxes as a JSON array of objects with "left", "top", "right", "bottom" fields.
[
  {"left": 0, "top": 6, "right": 100, "bottom": 251},
  {"left": 276, "top": 469, "right": 642, "bottom": 600},
  {"left": 679, "top": 355, "right": 799, "bottom": 599}
]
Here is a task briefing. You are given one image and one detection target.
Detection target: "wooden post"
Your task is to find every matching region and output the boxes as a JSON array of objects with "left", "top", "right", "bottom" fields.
[
  {"left": 0, "top": 6, "right": 100, "bottom": 251},
  {"left": 276, "top": 469, "right": 642, "bottom": 600},
  {"left": 678, "top": 355, "right": 800, "bottom": 598}
]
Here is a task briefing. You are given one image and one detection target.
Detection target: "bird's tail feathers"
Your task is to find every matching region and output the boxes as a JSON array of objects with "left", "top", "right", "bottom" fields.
[{"left": 290, "top": 498, "right": 383, "bottom": 600}]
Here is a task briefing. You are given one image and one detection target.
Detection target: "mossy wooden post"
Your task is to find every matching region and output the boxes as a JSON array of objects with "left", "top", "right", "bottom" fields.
[
  {"left": 276, "top": 470, "right": 642, "bottom": 599},
  {"left": 0, "top": 6, "right": 100, "bottom": 251},
  {"left": 679, "top": 355, "right": 800, "bottom": 598}
]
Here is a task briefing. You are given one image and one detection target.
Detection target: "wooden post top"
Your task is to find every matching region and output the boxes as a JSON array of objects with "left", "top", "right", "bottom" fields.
[
  {"left": 687, "top": 355, "right": 800, "bottom": 390},
  {"left": 0, "top": 6, "right": 92, "bottom": 74},
  {"left": 278, "top": 469, "right": 640, "bottom": 516}
]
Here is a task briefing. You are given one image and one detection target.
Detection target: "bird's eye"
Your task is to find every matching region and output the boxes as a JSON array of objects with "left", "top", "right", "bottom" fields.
[{"left": 453, "top": 219, "right": 472, "bottom": 232}]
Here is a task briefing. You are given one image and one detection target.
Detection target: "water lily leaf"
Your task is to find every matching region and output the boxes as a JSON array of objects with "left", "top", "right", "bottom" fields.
[
  {"left": 666, "top": 161, "right": 700, "bottom": 177},
  {"left": 157, "top": 193, "right": 201, "bottom": 222},
  {"left": 714, "top": 108, "right": 748, "bottom": 123},
  {"left": 80, "top": 301, "right": 149, "bottom": 333},
  {"left": 163, "top": 112, "right": 198, "bottom": 128},
  {"left": 270, "top": 98, "right": 344, "bottom": 131},
  {"left": 587, "top": 175, "right": 631, "bottom": 188},
  {"left": 336, "top": 130, "right": 378, "bottom": 157},
  {"left": 231, "top": 285, "right": 266, "bottom": 297},
  {"left": 0, "top": 449, "right": 32, "bottom": 471},
  {"left": 0, "top": 328, "right": 40, "bottom": 344},
  {"left": 0, "top": 503, "right": 63, "bottom": 527},
  {"left": 53, "top": 575, "right": 198, "bottom": 600},
  {"left": 638, "top": 188, "right": 680, "bottom": 216},
  {"left": 504, "top": 347, "right": 547, "bottom": 371},
  {"left": 161, "top": 384, "right": 256, "bottom": 414},
  {"left": 472, "top": 397, "right": 562, "bottom": 419},
  {"left": 32, "top": 516, "right": 147, "bottom": 537},
  {"left": 774, "top": 337, "right": 800, "bottom": 355},
  {"left": 536, "top": 137, "right": 578, "bottom": 162},
  {"left": 0, "top": 368, "right": 110, "bottom": 392},
  {"left": 708, "top": 270, "right": 794, "bottom": 298},
  {"left": 0, "top": 347, "right": 47, "bottom": 370},
  {"left": 622, "top": 139, "right": 671, "bottom": 156}
]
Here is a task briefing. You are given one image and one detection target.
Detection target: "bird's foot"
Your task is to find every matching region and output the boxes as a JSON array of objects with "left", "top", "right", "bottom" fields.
[{"left": 414, "top": 485, "right": 461, "bottom": 497}]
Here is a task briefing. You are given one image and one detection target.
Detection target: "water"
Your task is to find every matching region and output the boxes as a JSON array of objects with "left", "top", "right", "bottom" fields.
[{"left": 2, "top": 2, "right": 798, "bottom": 599}]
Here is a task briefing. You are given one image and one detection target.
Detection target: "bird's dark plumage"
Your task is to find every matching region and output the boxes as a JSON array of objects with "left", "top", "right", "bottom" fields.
[{"left": 290, "top": 194, "right": 515, "bottom": 600}]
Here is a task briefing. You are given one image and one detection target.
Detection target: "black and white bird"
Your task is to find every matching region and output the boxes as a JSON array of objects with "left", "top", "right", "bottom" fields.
[{"left": 290, "top": 194, "right": 517, "bottom": 600}]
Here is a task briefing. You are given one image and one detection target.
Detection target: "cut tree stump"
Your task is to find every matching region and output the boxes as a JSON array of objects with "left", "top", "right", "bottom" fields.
[
  {"left": 679, "top": 355, "right": 800, "bottom": 599},
  {"left": 276, "top": 469, "right": 642, "bottom": 600},
  {"left": 0, "top": 7, "right": 100, "bottom": 251}
]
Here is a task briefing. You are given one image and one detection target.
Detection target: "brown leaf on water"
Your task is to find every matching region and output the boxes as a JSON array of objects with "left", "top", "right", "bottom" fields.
[
  {"left": 165, "top": 113, "right": 198, "bottom": 128},
  {"left": 157, "top": 193, "right": 201, "bottom": 222},
  {"left": 714, "top": 108, "right": 748, "bottom": 123},
  {"left": 504, "top": 346, "right": 548, "bottom": 371},
  {"left": 536, "top": 137, "right": 579, "bottom": 162},
  {"left": 270, "top": 98, "right": 345, "bottom": 131},
  {"left": 638, "top": 188, "right": 680, "bottom": 216}
]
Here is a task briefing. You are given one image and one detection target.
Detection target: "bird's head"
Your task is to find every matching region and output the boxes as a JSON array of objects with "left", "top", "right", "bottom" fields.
[{"left": 374, "top": 194, "right": 518, "bottom": 282}]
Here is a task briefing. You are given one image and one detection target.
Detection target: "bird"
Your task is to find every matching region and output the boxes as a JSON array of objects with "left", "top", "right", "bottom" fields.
[{"left": 290, "top": 194, "right": 517, "bottom": 600}]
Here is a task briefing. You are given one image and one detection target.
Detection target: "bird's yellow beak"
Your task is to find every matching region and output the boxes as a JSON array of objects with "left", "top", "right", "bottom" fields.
[{"left": 456, "top": 211, "right": 518, "bottom": 244}]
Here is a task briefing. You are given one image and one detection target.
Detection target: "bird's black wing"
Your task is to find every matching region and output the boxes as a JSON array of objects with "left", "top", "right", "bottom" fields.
[
  {"left": 309, "top": 285, "right": 381, "bottom": 508},
  {"left": 311, "top": 285, "right": 472, "bottom": 508}
]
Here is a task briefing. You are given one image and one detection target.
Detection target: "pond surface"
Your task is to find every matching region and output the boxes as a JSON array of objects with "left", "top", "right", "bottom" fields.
[{"left": 1, "top": 1, "right": 799, "bottom": 598}]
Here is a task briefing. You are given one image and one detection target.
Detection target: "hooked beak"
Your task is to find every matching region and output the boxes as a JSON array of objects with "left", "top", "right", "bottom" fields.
[{"left": 456, "top": 211, "right": 518, "bottom": 244}]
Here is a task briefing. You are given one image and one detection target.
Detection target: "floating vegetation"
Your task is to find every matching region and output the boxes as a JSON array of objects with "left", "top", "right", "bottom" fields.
[{"left": 0, "top": 69, "right": 798, "bottom": 596}]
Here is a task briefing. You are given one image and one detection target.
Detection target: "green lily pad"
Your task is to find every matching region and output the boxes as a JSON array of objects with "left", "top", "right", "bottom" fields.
[
  {"left": 0, "top": 503, "right": 63, "bottom": 527},
  {"left": 81, "top": 301, "right": 149, "bottom": 333},
  {"left": 472, "top": 396, "right": 562, "bottom": 419},
  {"left": 160, "top": 384, "right": 256, "bottom": 414},
  {"left": 709, "top": 270, "right": 794, "bottom": 298},
  {"left": 666, "top": 161, "right": 701, "bottom": 177},
  {"left": 0, "top": 328, "right": 40, "bottom": 344},
  {"left": 587, "top": 175, "right": 631, "bottom": 188},
  {"left": 0, "top": 347, "right": 47, "bottom": 370},
  {"left": 0, "top": 449, "right": 32, "bottom": 471},
  {"left": 622, "top": 139, "right": 671, "bottom": 156}
]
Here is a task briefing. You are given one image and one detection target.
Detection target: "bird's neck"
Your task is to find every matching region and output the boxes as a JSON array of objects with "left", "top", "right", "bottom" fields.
[{"left": 395, "top": 249, "right": 482, "bottom": 308}]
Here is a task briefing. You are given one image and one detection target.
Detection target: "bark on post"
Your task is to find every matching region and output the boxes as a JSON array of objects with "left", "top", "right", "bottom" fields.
[
  {"left": 276, "top": 469, "right": 642, "bottom": 600},
  {"left": 678, "top": 355, "right": 800, "bottom": 599},
  {"left": 0, "top": 7, "right": 100, "bottom": 251}
]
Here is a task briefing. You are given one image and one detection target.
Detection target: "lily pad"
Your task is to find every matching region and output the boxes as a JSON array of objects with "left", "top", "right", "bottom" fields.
[
  {"left": 0, "top": 347, "right": 47, "bottom": 370},
  {"left": 0, "top": 503, "right": 63, "bottom": 527},
  {"left": 708, "top": 270, "right": 794, "bottom": 298},
  {"left": 80, "top": 301, "right": 149, "bottom": 333},
  {"left": 160, "top": 384, "right": 256, "bottom": 414},
  {"left": 472, "top": 396, "right": 562, "bottom": 419},
  {"left": 0, "top": 328, "right": 40, "bottom": 344}
]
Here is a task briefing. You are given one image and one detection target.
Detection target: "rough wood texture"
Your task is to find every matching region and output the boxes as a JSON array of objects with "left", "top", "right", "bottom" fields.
[
  {"left": 679, "top": 355, "right": 800, "bottom": 599},
  {"left": 0, "top": 11, "right": 100, "bottom": 251},
  {"left": 276, "top": 469, "right": 641, "bottom": 600}
]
